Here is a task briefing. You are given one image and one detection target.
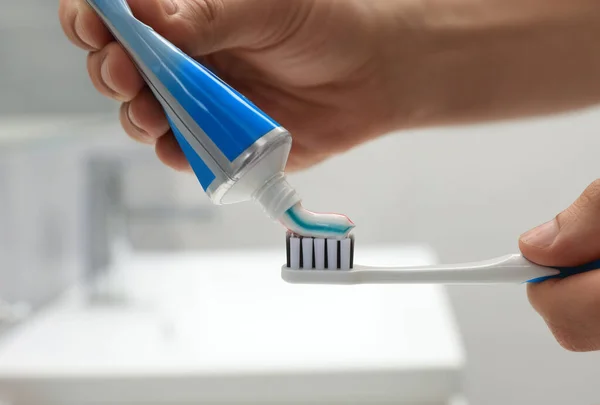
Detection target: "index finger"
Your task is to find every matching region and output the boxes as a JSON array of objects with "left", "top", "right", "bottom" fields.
[
  {"left": 59, "top": 0, "right": 113, "bottom": 51},
  {"left": 527, "top": 271, "right": 600, "bottom": 352}
]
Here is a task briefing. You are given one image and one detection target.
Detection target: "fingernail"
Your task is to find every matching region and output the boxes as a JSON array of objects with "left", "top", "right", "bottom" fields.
[
  {"left": 100, "top": 58, "right": 121, "bottom": 97},
  {"left": 162, "top": 0, "right": 178, "bottom": 15},
  {"left": 74, "top": 11, "right": 95, "bottom": 49},
  {"left": 127, "top": 104, "right": 151, "bottom": 139},
  {"left": 127, "top": 104, "right": 144, "bottom": 130},
  {"left": 521, "top": 219, "right": 560, "bottom": 248}
]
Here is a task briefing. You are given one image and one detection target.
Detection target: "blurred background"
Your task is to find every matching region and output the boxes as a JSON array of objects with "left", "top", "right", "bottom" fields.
[{"left": 1, "top": 1, "right": 600, "bottom": 405}]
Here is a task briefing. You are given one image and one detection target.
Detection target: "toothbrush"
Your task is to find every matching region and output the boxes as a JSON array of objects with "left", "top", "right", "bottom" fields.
[
  {"left": 85, "top": 0, "right": 354, "bottom": 239},
  {"left": 281, "top": 233, "right": 600, "bottom": 285}
]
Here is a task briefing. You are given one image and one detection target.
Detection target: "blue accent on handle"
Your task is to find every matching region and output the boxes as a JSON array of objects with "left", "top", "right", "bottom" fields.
[
  {"left": 526, "top": 276, "right": 556, "bottom": 284},
  {"left": 89, "top": 0, "right": 279, "bottom": 162},
  {"left": 168, "top": 116, "right": 215, "bottom": 191},
  {"left": 526, "top": 259, "right": 600, "bottom": 283}
]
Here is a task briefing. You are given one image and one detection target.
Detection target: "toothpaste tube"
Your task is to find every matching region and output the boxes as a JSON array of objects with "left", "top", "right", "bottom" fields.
[{"left": 87, "top": 0, "right": 354, "bottom": 238}]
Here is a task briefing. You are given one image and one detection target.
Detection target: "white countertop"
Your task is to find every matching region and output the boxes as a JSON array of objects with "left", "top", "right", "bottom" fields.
[
  {"left": 0, "top": 115, "right": 104, "bottom": 147},
  {"left": 0, "top": 246, "right": 464, "bottom": 405},
  {"left": 0, "top": 115, "right": 139, "bottom": 155}
]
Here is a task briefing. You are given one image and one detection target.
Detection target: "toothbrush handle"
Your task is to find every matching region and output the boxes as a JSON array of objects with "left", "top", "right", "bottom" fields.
[
  {"left": 529, "top": 259, "right": 600, "bottom": 283},
  {"left": 357, "top": 254, "right": 597, "bottom": 284},
  {"left": 281, "top": 254, "right": 600, "bottom": 285}
]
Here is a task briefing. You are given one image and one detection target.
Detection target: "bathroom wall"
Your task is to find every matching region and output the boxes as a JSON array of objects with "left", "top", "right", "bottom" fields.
[
  {"left": 0, "top": 0, "right": 114, "bottom": 115},
  {"left": 2, "top": 1, "right": 600, "bottom": 404}
]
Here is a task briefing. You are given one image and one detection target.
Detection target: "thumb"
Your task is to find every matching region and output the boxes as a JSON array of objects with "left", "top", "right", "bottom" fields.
[
  {"left": 520, "top": 179, "right": 600, "bottom": 267},
  {"left": 127, "top": 0, "right": 308, "bottom": 56},
  {"left": 520, "top": 180, "right": 600, "bottom": 352}
]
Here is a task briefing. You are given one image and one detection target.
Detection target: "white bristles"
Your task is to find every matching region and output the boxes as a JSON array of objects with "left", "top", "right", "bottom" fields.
[
  {"left": 287, "top": 234, "right": 353, "bottom": 271},
  {"left": 314, "top": 239, "right": 325, "bottom": 270},
  {"left": 340, "top": 238, "right": 351, "bottom": 270},
  {"left": 290, "top": 237, "right": 301, "bottom": 269},
  {"left": 302, "top": 238, "right": 314, "bottom": 269},
  {"left": 327, "top": 239, "right": 338, "bottom": 270}
]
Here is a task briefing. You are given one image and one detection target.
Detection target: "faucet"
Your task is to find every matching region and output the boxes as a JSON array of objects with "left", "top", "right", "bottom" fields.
[{"left": 83, "top": 152, "right": 216, "bottom": 305}]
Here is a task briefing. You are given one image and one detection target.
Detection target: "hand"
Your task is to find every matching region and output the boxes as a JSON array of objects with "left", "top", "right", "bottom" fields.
[
  {"left": 58, "top": 0, "right": 413, "bottom": 172},
  {"left": 59, "top": 0, "right": 600, "bottom": 173},
  {"left": 520, "top": 180, "right": 600, "bottom": 352}
]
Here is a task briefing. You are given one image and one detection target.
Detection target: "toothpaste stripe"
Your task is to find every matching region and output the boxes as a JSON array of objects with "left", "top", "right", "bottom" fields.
[{"left": 280, "top": 203, "right": 354, "bottom": 239}]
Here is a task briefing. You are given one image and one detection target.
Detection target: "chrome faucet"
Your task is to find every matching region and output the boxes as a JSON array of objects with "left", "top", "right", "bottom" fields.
[{"left": 83, "top": 152, "right": 216, "bottom": 304}]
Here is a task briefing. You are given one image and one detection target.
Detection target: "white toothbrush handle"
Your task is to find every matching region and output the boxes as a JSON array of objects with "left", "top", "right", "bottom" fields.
[{"left": 281, "top": 254, "right": 562, "bottom": 285}]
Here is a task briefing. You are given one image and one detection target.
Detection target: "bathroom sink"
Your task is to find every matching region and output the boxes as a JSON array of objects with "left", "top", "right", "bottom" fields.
[{"left": 0, "top": 246, "right": 464, "bottom": 405}]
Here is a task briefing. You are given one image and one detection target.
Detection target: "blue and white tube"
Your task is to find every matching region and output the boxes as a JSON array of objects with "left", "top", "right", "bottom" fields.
[{"left": 87, "top": 0, "right": 354, "bottom": 239}]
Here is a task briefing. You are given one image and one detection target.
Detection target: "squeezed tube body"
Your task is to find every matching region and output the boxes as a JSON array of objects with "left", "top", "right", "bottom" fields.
[{"left": 87, "top": 0, "right": 298, "bottom": 210}]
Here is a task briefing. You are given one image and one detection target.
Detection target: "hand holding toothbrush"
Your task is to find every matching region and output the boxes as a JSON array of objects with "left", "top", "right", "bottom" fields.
[
  {"left": 281, "top": 183, "right": 600, "bottom": 353},
  {"left": 520, "top": 181, "right": 600, "bottom": 353}
]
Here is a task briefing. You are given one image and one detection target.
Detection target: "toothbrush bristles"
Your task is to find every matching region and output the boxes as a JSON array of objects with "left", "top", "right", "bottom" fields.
[{"left": 286, "top": 231, "right": 354, "bottom": 270}]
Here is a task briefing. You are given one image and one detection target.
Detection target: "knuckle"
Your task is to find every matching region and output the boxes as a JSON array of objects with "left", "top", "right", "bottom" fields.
[
  {"left": 191, "top": 0, "right": 224, "bottom": 24},
  {"left": 180, "top": 0, "right": 225, "bottom": 49}
]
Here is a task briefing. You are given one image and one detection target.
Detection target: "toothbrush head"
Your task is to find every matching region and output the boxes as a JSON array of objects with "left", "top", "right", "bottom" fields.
[{"left": 285, "top": 231, "right": 355, "bottom": 270}]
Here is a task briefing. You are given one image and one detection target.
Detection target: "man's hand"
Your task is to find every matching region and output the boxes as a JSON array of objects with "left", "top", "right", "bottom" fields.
[
  {"left": 59, "top": 0, "right": 600, "bottom": 172},
  {"left": 58, "top": 0, "right": 412, "bottom": 171}
]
